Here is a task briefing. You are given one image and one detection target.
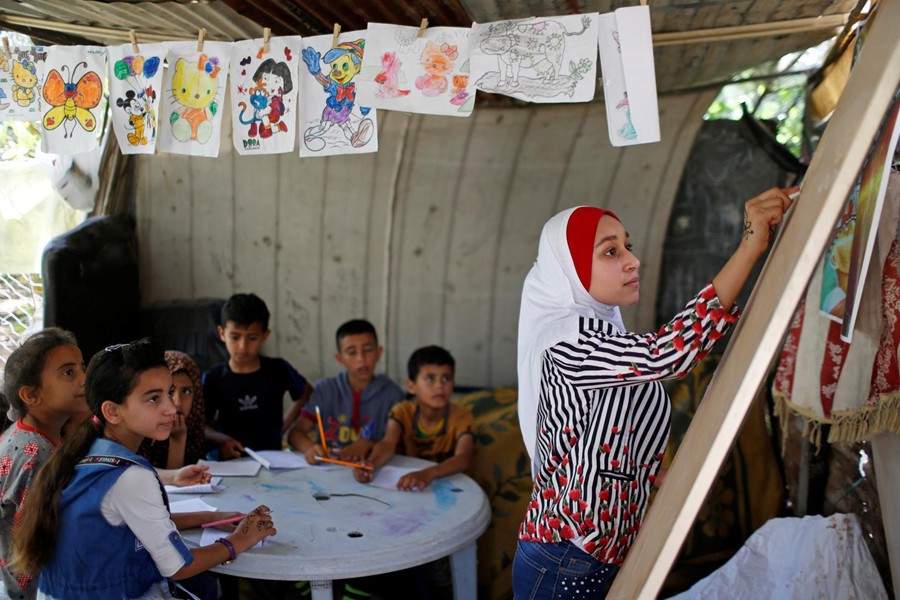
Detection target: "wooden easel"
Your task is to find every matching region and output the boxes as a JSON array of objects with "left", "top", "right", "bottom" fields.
[{"left": 608, "top": 1, "right": 900, "bottom": 597}]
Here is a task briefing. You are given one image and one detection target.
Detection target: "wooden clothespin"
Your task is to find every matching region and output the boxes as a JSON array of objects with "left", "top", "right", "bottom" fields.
[
  {"left": 129, "top": 29, "right": 140, "bottom": 54},
  {"left": 1, "top": 37, "right": 10, "bottom": 62},
  {"left": 262, "top": 27, "right": 271, "bottom": 54},
  {"left": 640, "top": 0, "right": 648, "bottom": 5},
  {"left": 418, "top": 18, "right": 428, "bottom": 39},
  {"left": 332, "top": 23, "right": 341, "bottom": 48},
  {"left": 197, "top": 27, "right": 206, "bottom": 52}
]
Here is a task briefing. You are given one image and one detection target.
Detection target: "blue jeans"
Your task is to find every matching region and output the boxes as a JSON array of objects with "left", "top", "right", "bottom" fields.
[{"left": 512, "top": 540, "right": 618, "bottom": 600}]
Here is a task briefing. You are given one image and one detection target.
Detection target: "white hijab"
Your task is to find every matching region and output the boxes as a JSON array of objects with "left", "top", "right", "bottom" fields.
[{"left": 517, "top": 207, "right": 626, "bottom": 466}]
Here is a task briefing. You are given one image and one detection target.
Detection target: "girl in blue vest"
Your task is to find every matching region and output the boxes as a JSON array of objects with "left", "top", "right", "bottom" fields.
[{"left": 12, "top": 338, "right": 276, "bottom": 599}]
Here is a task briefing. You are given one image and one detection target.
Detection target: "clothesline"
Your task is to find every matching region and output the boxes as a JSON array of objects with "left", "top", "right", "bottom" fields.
[
  {"left": 0, "top": 12, "right": 849, "bottom": 48},
  {"left": 1, "top": 9, "right": 663, "bottom": 158}
]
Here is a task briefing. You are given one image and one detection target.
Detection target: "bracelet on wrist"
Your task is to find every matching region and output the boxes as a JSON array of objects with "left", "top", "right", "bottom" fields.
[{"left": 215, "top": 537, "right": 237, "bottom": 564}]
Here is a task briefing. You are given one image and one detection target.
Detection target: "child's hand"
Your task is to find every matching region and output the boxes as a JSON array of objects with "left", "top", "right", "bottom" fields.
[
  {"left": 353, "top": 462, "right": 374, "bottom": 483},
  {"left": 219, "top": 437, "right": 246, "bottom": 460},
  {"left": 170, "top": 413, "right": 187, "bottom": 441},
  {"left": 336, "top": 439, "right": 373, "bottom": 463},
  {"left": 304, "top": 444, "right": 325, "bottom": 465},
  {"left": 172, "top": 464, "right": 211, "bottom": 486},
  {"left": 397, "top": 469, "right": 434, "bottom": 492},
  {"left": 228, "top": 505, "right": 276, "bottom": 553}
]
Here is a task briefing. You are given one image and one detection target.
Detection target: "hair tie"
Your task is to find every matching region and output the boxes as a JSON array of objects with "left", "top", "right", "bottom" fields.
[{"left": 91, "top": 415, "right": 102, "bottom": 426}]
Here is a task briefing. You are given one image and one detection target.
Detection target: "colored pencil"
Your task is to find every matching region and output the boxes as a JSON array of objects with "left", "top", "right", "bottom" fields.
[
  {"left": 315, "top": 406, "right": 328, "bottom": 455},
  {"left": 201, "top": 515, "right": 245, "bottom": 528},
  {"left": 315, "top": 456, "right": 374, "bottom": 471}
]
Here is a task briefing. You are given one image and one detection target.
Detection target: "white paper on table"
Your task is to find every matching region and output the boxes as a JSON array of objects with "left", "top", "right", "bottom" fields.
[
  {"left": 200, "top": 526, "right": 263, "bottom": 549},
  {"left": 369, "top": 465, "right": 420, "bottom": 490},
  {"left": 165, "top": 477, "right": 223, "bottom": 495},
  {"left": 170, "top": 498, "right": 218, "bottom": 514},
  {"left": 198, "top": 459, "right": 261, "bottom": 477},
  {"left": 245, "top": 447, "right": 310, "bottom": 470}
]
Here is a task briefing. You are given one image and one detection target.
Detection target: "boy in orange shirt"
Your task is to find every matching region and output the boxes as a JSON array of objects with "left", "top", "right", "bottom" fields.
[{"left": 354, "top": 345, "right": 475, "bottom": 491}]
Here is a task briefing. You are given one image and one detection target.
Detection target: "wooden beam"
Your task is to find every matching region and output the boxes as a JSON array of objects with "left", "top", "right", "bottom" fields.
[
  {"left": 608, "top": 1, "right": 900, "bottom": 597},
  {"left": 653, "top": 14, "right": 850, "bottom": 46}
]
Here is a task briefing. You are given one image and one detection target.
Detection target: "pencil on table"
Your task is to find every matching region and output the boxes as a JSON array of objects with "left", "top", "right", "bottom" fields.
[
  {"left": 201, "top": 515, "right": 244, "bottom": 528},
  {"left": 201, "top": 510, "right": 274, "bottom": 528},
  {"left": 315, "top": 456, "right": 374, "bottom": 470}
]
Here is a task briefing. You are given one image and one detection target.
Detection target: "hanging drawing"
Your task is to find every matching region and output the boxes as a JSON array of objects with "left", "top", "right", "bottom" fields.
[
  {"left": 819, "top": 91, "right": 900, "bottom": 341},
  {"left": 597, "top": 6, "right": 660, "bottom": 146},
  {"left": 230, "top": 36, "right": 302, "bottom": 156},
  {"left": 298, "top": 30, "right": 378, "bottom": 157},
  {"left": 469, "top": 14, "right": 598, "bottom": 104},
  {"left": 356, "top": 23, "right": 474, "bottom": 117},
  {"left": 159, "top": 40, "right": 232, "bottom": 157},
  {"left": 40, "top": 45, "right": 106, "bottom": 155},
  {"left": 0, "top": 46, "right": 47, "bottom": 122},
  {"left": 107, "top": 43, "right": 164, "bottom": 155}
]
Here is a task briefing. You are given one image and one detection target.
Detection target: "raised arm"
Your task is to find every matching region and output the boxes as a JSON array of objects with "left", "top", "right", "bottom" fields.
[{"left": 712, "top": 186, "right": 797, "bottom": 310}]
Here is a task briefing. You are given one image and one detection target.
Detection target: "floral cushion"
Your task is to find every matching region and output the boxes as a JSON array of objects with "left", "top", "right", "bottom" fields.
[{"left": 456, "top": 387, "right": 531, "bottom": 600}]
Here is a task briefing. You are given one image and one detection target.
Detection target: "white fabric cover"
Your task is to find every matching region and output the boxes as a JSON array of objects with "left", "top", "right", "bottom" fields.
[{"left": 668, "top": 514, "right": 888, "bottom": 600}]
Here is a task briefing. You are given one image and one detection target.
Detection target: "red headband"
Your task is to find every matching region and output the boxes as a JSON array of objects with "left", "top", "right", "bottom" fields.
[{"left": 566, "top": 207, "right": 620, "bottom": 291}]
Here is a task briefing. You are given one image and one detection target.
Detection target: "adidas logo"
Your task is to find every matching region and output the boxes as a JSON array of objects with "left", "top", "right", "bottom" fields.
[{"left": 238, "top": 395, "right": 258, "bottom": 411}]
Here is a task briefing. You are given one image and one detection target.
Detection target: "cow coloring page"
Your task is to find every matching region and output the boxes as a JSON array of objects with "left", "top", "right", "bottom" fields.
[
  {"left": 470, "top": 14, "right": 599, "bottom": 103},
  {"left": 356, "top": 23, "right": 474, "bottom": 117}
]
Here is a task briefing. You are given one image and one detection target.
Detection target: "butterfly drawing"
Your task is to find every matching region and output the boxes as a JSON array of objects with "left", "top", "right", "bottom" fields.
[{"left": 43, "top": 61, "right": 103, "bottom": 138}]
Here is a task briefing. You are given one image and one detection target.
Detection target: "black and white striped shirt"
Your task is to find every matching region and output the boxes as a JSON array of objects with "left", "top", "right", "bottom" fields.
[{"left": 518, "top": 282, "right": 739, "bottom": 563}]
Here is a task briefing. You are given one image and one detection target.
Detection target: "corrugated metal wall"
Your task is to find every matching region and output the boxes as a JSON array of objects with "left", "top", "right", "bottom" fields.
[{"left": 135, "top": 90, "right": 716, "bottom": 388}]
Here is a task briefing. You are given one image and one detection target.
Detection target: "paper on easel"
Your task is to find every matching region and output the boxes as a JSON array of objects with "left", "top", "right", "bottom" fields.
[
  {"left": 198, "top": 458, "right": 261, "bottom": 477},
  {"left": 597, "top": 6, "right": 660, "bottom": 146},
  {"left": 165, "top": 476, "right": 223, "bottom": 494}
]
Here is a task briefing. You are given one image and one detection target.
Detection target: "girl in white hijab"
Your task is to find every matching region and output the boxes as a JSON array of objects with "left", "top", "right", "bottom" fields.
[{"left": 513, "top": 187, "right": 795, "bottom": 599}]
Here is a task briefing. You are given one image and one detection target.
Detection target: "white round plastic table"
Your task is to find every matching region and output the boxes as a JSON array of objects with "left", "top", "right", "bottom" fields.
[{"left": 182, "top": 455, "right": 491, "bottom": 600}]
